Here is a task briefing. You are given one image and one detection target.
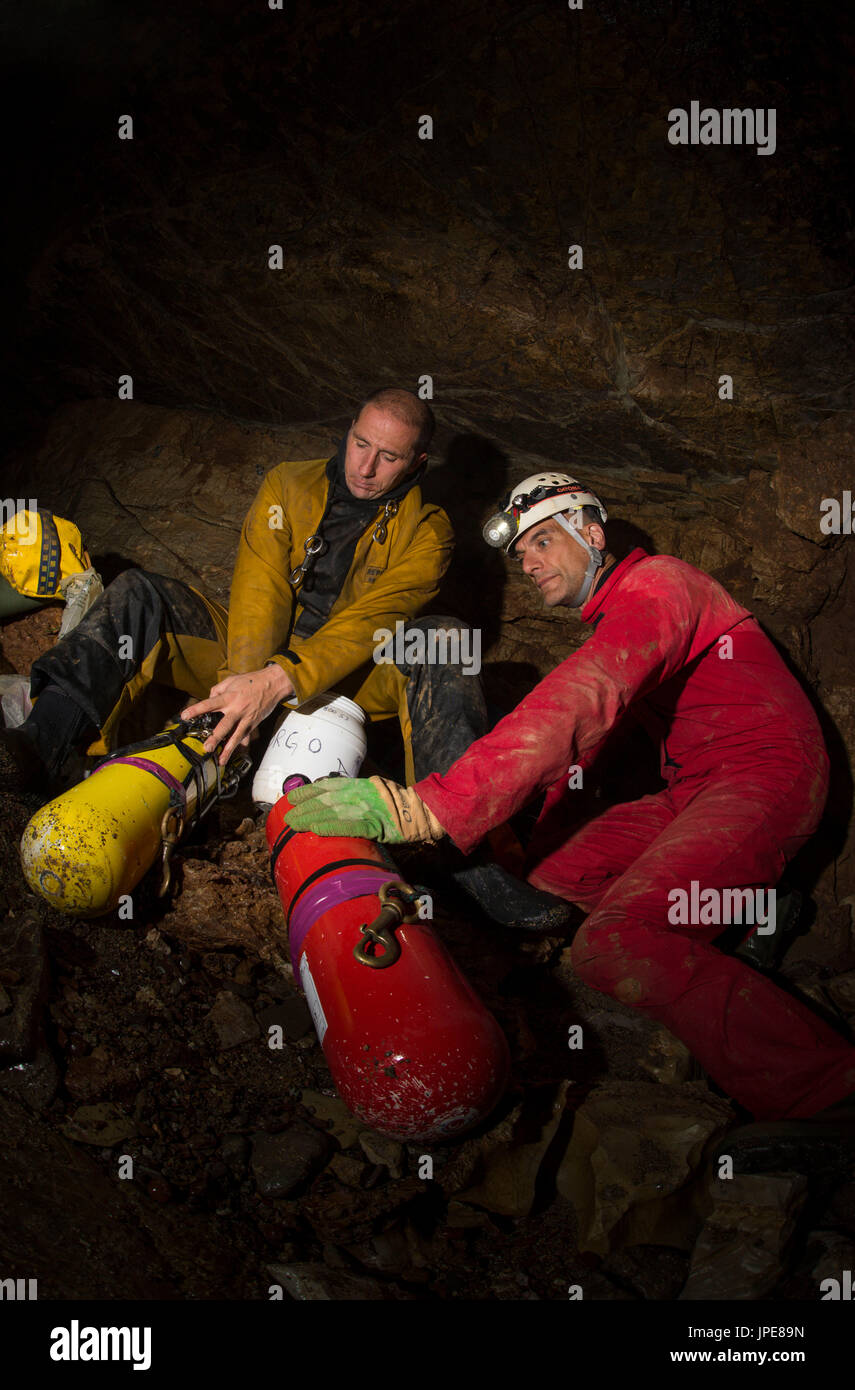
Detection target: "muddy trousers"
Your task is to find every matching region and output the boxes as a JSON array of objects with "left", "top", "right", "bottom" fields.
[
  {"left": 526, "top": 772, "right": 855, "bottom": 1121},
  {"left": 26, "top": 568, "right": 489, "bottom": 785}
]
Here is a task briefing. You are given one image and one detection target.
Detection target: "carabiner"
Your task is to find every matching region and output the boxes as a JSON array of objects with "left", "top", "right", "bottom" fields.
[
  {"left": 372, "top": 500, "right": 398, "bottom": 545},
  {"left": 352, "top": 879, "right": 420, "bottom": 969},
  {"left": 290, "top": 534, "right": 325, "bottom": 589}
]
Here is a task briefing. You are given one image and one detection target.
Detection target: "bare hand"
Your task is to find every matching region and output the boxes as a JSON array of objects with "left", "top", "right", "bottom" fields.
[{"left": 181, "top": 665, "right": 295, "bottom": 766}]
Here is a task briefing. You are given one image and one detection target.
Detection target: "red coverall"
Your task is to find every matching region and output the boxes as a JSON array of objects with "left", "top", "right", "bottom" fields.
[{"left": 414, "top": 548, "right": 855, "bottom": 1120}]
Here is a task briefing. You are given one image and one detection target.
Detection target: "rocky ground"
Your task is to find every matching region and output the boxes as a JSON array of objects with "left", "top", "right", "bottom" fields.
[{"left": 2, "top": 607, "right": 855, "bottom": 1301}]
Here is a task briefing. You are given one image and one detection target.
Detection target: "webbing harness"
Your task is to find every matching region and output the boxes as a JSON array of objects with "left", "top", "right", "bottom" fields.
[{"left": 91, "top": 716, "right": 250, "bottom": 894}]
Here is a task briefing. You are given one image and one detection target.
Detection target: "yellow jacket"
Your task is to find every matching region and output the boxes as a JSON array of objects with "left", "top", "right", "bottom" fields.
[{"left": 223, "top": 457, "right": 454, "bottom": 702}]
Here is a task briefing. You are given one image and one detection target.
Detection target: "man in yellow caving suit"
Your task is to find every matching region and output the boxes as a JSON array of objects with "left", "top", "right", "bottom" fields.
[{"left": 4, "top": 389, "right": 463, "bottom": 778}]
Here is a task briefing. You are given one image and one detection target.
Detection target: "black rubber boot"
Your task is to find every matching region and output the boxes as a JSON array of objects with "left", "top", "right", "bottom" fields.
[
  {"left": 713, "top": 1091, "right": 855, "bottom": 1177},
  {"left": 451, "top": 858, "right": 580, "bottom": 932},
  {"left": 734, "top": 886, "right": 804, "bottom": 972},
  {"left": 399, "top": 615, "right": 492, "bottom": 778},
  {"left": 28, "top": 568, "right": 219, "bottom": 732},
  {"left": 395, "top": 616, "right": 578, "bottom": 931},
  {"left": 1, "top": 687, "right": 96, "bottom": 798},
  {"left": 0, "top": 725, "right": 51, "bottom": 796}
]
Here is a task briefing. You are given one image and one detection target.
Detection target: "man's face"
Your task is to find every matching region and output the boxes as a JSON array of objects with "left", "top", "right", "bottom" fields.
[
  {"left": 343, "top": 405, "right": 424, "bottom": 500},
  {"left": 512, "top": 515, "right": 603, "bottom": 608}
]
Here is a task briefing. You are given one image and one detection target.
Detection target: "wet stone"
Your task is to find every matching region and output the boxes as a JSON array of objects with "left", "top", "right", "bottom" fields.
[
  {"left": 458, "top": 1083, "right": 569, "bottom": 1219},
  {"left": 825, "top": 970, "right": 855, "bottom": 1016},
  {"left": 556, "top": 1081, "right": 733, "bottom": 1256},
  {"left": 266, "top": 1262, "right": 393, "bottom": 1301},
  {"left": 358, "top": 1132, "right": 405, "bottom": 1179},
  {"left": 251, "top": 1123, "right": 331, "bottom": 1198},
  {"left": 206, "top": 990, "right": 260, "bottom": 1050},
  {"left": 60, "top": 1102, "right": 137, "bottom": 1148},
  {"left": 679, "top": 1172, "right": 808, "bottom": 1301},
  {"left": 300, "top": 1090, "right": 365, "bottom": 1148},
  {"left": 328, "top": 1153, "right": 368, "bottom": 1188}
]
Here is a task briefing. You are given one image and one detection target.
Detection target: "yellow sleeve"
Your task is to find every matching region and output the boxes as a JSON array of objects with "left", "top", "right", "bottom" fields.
[
  {"left": 269, "top": 509, "right": 454, "bottom": 702},
  {"left": 222, "top": 471, "right": 295, "bottom": 678}
]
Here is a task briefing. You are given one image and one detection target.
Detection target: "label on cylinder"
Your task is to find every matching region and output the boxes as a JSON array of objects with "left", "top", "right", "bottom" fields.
[
  {"left": 252, "top": 693, "right": 367, "bottom": 804},
  {"left": 299, "top": 952, "right": 328, "bottom": 1043}
]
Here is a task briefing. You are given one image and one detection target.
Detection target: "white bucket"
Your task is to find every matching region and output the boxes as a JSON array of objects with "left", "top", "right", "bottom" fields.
[{"left": 251, "top": 693, "right": 367, "bottom": 805}]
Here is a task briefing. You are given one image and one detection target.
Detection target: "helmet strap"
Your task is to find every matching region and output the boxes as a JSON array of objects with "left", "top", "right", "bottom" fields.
[{"left": 555, "top": 513, "right": 603, "bottom": 608}]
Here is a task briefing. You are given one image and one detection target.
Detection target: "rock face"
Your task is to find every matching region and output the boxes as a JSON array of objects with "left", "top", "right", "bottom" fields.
[{"left": 7, "top": 5, "right": 853, "bottom": 463}]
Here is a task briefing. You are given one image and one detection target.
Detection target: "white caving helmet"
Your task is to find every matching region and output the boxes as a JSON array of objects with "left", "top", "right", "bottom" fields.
[{"left": 482, "top": 472, "right": 608, "bottom": 608}]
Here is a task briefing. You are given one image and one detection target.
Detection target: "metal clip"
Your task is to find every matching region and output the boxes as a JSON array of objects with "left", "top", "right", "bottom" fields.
[
  {"left": 353, "top": 879, "right": 420, "bottom": 969},
  {"left": 372, "top": 500, "right": 398, "bottom": 545},
  {"left": 219, "top": 753, "right": 253, "bottom": 800},
  {"left": 158, "top": 805, "right": 186, "bottom": 897},
  {"left": 289, "top": 534, "right": 325, "bottom": 589}
]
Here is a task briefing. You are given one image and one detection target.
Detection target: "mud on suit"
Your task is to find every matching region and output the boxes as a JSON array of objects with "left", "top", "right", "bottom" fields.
[
  {"left": 414, "top": 547, "right": 855, "bottom": 1121},
  {"left": 26, "top": 452, "right": 487, "bottom": 784}
]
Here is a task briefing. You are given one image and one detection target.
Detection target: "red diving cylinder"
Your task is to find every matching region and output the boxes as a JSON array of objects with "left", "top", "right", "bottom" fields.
[{"left": 267, "top": 778, "right": 510, "bottom": 1141}]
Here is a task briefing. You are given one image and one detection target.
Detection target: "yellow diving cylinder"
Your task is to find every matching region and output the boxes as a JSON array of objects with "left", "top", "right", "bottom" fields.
[{"left": 19, "top": 719, "right": 249, "bottom": 917}]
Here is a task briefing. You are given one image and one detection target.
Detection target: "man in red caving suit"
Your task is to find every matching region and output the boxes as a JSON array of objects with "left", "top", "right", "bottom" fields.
[{"left": 285, "top": 473, "right": 855, "bottom": 1163}]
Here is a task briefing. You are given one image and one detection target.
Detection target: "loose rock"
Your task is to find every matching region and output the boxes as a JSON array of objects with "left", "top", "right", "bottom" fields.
[
  {"left": 300, "top": 1090, "right": 365, "bottom": 1148},
  {"left": 61, "top": 1102, "right": 137, "bottom": 1147},
  {"left": 458, "top": 1082, "right": 569, "bottom": 1218},
  {"left": 680, "top": 1172, "right": 808, "bottom": 1300},
  {"left": 251, "top": 1123, "right": 331, "bottom": 1198},
  {"left": 556, "top": 1081, "right": 733, "bottom": 1255},
  {"left": 825, "top": 970, "right": 855, "bottom": 1016},
  {"left": 358, "top": 1132, "right": 405, "bottom": 1179},
  {"left": 266, "top": 1262, "right": 393, "bottom": 1300},
  {"left": 206, "top": 991, "right": 260, "bottom": 1050}
]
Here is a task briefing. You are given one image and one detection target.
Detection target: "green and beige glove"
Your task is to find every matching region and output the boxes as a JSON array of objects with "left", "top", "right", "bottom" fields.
[{"left": 284, "top": 775, "right": 446, "bottom": 845}]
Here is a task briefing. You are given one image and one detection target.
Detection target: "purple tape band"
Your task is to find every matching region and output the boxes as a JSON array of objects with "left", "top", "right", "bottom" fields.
[
  {"left": 289, "top": 868, "right": 392, "bottom": 974},
  {"left": 94, "top": 756, "right": 187, "bottom": 805}
]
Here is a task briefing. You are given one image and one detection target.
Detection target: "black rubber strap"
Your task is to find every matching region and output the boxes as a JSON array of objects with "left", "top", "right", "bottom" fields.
[
  {"left": 95, "top": 721, "right": 214, "bottom": 824},
  {"left": 269, "top": 825, "right": 298, "bottom": 883},
  {"left": 174, "top": 734, "right": 211, "bottom": 816},
  {"left": 37, "top": 510, "right": 61, "bottom": 596}
]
